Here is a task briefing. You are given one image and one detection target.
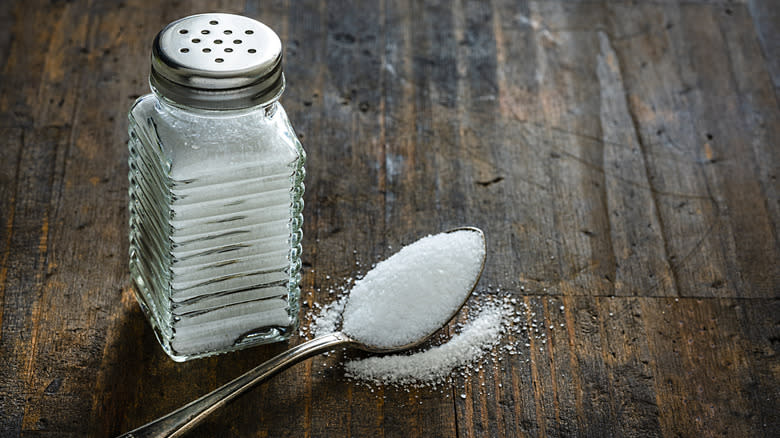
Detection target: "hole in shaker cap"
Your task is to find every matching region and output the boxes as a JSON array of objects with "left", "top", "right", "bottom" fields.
[
  {"left": 179, "top": 29, "right": 188, "bottom": 34},
  {"left": 202, "top": 48, "right": 211, "bottom": 53},
  {"left": 248, "top": 48, "right": 256, "bottom": 53},
  {"left": 233, "top": 39, "right": 242, "bottom": 44},
  {"left": 209, "top": 20, "right": 218, "bottom": 25},
  {"left": 201, "top": 29, "right": 210, "bottom": 34},
  {"left": 192, "top": 38, "right": 201, "bottom": 43},
  {"left": 215, "top": 58, "right": 224, "bottom": 63},
  {"left": 245, "top": 30, "right": 254, "bottom": 34},
  {"left": 224, "top": 48, "right": 233, "bottom": 52},
  {"left": 224, "top": 30, "right": 232, "bottom": 35},
  {"left": 214, "top": 39, "right": 222, "bottom": 44},
  {"left": 180, "top": 48, "right": 189, "bottom": 53}
]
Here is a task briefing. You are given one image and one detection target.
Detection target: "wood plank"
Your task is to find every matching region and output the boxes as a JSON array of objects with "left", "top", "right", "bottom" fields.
[
  {"left": 604, "top": 2, "right": 736, "bottom": 298},
  {"left": 675, "top": 3, "right": 779, "bottom": 298},
  {"left": 0, "top": 126, "right": 67, "bottom": 437},
  {"left": 748, "top": 0, "right": 780, "bottom": 96},
  {"left": 719, "top": 3, "right": 780, "bottom": 264},
  {"left": 596, "top": 26, "right": 678, "bottom": 297},
  {"left": 489, "top": 0, "right": 658, "bottom": 298}
]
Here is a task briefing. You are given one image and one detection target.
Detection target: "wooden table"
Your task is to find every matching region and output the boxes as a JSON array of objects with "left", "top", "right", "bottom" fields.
[{"left": 1, "top": 0, "right": 778, "bottom": 436}]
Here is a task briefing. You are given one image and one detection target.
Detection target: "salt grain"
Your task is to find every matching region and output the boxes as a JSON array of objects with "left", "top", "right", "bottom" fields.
[{"left": 310, "top": 295, "right": 347, "bottom": 336}]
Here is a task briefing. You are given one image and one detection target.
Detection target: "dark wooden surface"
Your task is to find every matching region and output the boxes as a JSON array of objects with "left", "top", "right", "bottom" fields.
[{"left": 1, "top": 0, "right": 778, "bottom": 437}]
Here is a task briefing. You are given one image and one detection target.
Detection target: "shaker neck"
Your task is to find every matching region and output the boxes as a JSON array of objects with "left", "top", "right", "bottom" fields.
[{"left": 151, "top": 84, "right": 280, "bottom": 118}]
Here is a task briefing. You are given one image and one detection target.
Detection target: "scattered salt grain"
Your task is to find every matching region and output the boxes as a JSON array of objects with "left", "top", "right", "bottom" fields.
[{"left": 310, "top": 295, "right": 347, "bottom": 336}]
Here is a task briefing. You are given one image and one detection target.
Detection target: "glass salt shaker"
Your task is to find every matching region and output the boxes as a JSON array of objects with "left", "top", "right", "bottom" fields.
[{"left": 127, "top": 13, "right": 305, "bottom": 361}]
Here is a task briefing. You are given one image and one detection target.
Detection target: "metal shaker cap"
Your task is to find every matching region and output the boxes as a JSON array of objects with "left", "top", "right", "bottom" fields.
[{"left": 150, "top": 13, "right": 285, "bottom": 110}]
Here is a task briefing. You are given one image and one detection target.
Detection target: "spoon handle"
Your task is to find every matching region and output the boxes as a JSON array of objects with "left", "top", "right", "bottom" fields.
[{"left": 117, "top": 333, "right": 350, "bottom": 438}]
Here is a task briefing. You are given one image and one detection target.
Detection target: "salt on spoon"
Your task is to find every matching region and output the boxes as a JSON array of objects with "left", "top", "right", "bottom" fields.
[
  {"left": 118, "top": 227, "right": 487, "bottom": 438},
  {"left": 341, "top": 228, "right": 486, "bottom": 349}
]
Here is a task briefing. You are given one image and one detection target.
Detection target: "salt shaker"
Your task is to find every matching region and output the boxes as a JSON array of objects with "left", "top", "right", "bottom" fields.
[{"left": 127, "top": 13, "right": 305, "bottom": 361}]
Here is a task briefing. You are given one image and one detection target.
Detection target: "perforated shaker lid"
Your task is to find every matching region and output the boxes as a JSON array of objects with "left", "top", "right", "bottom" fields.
[{"left": 150, "top": 13, "right": 285, "bottom": 110}]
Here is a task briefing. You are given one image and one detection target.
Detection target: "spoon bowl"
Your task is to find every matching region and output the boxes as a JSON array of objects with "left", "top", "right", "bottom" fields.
[
  {"left": 118, "top": 226, "right": 486, "bottom": 438},
  {"left": 353, "top": 226, "right": 486, "bottom": 353}
]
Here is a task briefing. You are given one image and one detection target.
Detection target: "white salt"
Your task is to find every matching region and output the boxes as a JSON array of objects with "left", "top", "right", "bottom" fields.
[
  {"left": 344, "top": 302, "right": 507, "bottom": 386},
  {"left": 310, "top": 295, "right": 346, "bottom": 336},
  {"left": 340, "top": 230, "right": 485, "bottom": 349}
]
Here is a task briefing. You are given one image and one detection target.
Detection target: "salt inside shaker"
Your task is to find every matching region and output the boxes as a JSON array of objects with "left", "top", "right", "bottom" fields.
[{"left": 127, "top": 13, "right": 305, "bottom": 361}]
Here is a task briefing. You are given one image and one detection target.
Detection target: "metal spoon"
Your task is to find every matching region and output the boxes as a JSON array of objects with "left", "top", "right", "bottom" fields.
[{"left": 118, "top": 227, "right": 486, "bottom": 438}]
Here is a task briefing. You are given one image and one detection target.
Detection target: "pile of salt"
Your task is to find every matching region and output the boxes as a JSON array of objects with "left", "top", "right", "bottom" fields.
[
  {"left": 340, "top": 230, "right": 486, "bottom": 349},
  {"left": 344, "top": 302, "right": 507, "bottom": 386}
]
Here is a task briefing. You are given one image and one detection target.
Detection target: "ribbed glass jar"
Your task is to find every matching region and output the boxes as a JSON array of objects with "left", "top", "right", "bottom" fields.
[{"left": 128, "top": 14, "right": 305, "bottom": 361}]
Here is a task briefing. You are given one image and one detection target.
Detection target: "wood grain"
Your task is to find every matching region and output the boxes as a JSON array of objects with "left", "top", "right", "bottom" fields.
[{"left": 0, "top": 0, "right": 777, "bottom": 437}]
